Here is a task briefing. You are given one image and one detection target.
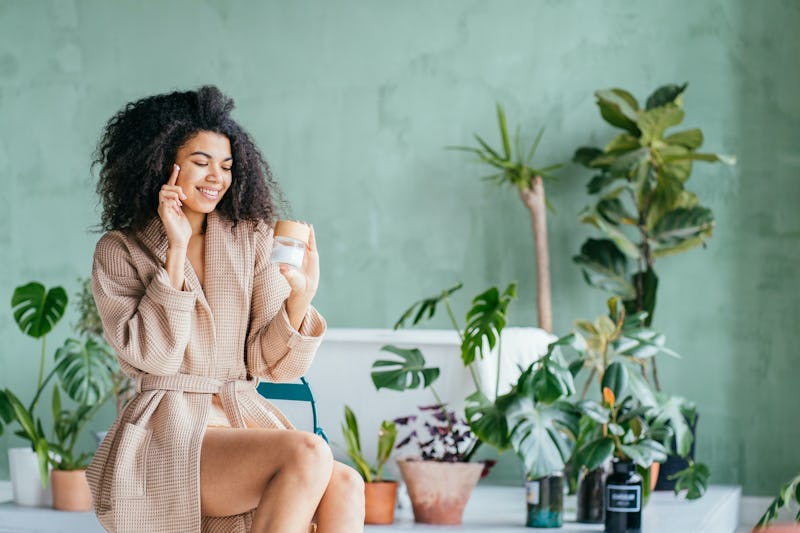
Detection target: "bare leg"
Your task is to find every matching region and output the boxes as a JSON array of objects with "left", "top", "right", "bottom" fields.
[
  {"left": 315, "top": 462, "right": 365, "bottom": 533},
  {"left": 200, "top": 427, "right": 333, "bottom": 533}
]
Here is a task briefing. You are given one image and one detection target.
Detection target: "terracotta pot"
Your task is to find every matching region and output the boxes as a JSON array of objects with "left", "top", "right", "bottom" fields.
[
  {"left": 364, "top": 480, "right": 397, "bottom": 524},
  {"left": 397, "top": 459, "right": 483, "bottom": 525},
  {"left": 51, "top": 469, "right": 92, "bottom": 511},
  {"left": 650, "top": 462, "right": 660, "bottom": 492}
]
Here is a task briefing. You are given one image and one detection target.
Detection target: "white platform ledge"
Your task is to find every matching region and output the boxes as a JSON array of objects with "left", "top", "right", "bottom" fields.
[{"left": 0, "top": 482, "right": 740, "bottom": 533}]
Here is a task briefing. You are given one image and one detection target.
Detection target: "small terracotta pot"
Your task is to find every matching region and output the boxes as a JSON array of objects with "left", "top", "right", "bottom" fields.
[
  {"left": 397, "top": 459, "right": 483, "bottom": 525},
  {"left": 51, "top": 469, "right": 92, "bottom": 511},
  {"left": 364, "top": 480, "right": 397, "bottom": 524}
]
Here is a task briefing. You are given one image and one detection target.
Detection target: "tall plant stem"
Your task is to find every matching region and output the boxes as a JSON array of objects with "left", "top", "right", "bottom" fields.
[
  {"left": 37, "top": 336, "right": 47, "bottom": 391},
  {"left": 519, "top": 177, "right": 553, "bottom": 333}
]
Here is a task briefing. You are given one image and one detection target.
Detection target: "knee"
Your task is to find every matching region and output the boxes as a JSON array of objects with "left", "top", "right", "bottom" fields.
[
  {"left": 332, "top": 463, "right": 365, "bottom": 511},
  {"left": 288, "top": 433, "right": 334, "bottom": 478}
]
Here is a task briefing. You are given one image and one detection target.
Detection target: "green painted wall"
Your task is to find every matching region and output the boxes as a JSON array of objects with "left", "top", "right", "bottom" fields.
[{"left": 0, "top": 0, "right": 797, "bottom": 496}]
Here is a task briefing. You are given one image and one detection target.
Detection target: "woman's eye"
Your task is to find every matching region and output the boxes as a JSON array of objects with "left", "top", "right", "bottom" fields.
[
  {"left": 193, "top": 161, "right": 208, "bottom": 167},
  {"left": 223, "top": 167, "right": 232, "bottom": 172}
]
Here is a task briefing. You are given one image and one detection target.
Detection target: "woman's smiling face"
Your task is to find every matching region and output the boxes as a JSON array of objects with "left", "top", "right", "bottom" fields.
[{"left": 174, "top": 130, "right": 233, "bottom": 216}]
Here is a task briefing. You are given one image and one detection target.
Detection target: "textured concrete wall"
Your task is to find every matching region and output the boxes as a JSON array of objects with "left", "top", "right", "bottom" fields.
[{"left": 0, "top": 0, "right": 797, "bottom": 495}]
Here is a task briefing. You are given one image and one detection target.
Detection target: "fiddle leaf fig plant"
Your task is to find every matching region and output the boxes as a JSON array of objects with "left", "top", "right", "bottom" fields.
[{"left": 573, "top": 83, "right": 735, "bottom": 390}]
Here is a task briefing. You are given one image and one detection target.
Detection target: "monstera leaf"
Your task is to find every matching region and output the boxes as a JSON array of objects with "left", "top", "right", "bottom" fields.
[
  {"left": 465, "top": 390, "right": 513, "bottom": 451},
  {"left": 371, "top": 345, "right": 439, "bottom": 392},
  {"left": 11, "top": 283, "right": 67, "bottom": 339},
  {"left": 460, "top": 283, "right": 517, "bottom": 366},
  {"left": 506, "top": 397, "right": 579, "bottom": 479},
  {"left": 54, "top": 337, "right": 117, "bottom": 405}
]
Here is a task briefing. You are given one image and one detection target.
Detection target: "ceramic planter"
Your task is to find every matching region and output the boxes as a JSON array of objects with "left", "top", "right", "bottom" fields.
[
  {"left": 51, "top": 469, "right": 92, "bottom": 511},
  {"left": 8, "top": 447, "right": 52, "bottom": 507},
  {"left": 364, "top": 480, "right": 397, "bottom": 524},
  {"left": 397, "top": 459, "right": 483, "bottom": 525},
  {"left": 525, "top": 473, "right": 563, "bottom": 528}
]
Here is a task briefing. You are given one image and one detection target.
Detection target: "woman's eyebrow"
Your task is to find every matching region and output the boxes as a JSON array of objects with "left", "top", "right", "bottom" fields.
[{"left": 189, "top": 150, "right": 233, "bottom": 161}]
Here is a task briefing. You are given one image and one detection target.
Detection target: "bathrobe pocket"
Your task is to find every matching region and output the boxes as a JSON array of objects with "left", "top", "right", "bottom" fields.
[{"left": 112, "top": 422, "right": 152, "bottom": 499}]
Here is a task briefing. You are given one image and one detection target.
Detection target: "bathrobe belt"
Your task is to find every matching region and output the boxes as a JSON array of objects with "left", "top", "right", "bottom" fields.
[{"left": 136, "top": 372, "right": 258, "bottom": 428}]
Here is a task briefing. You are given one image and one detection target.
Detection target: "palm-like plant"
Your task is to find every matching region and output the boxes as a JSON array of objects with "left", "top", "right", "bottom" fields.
[
  {"left": 572, "top": 83, "right": 734, "bottom": 390},
  {"left": 452, "top": 105, "right": 562, "bottom": 332},
  {"left": 341, "top": 406, "right": 397, "bottom": 483}
]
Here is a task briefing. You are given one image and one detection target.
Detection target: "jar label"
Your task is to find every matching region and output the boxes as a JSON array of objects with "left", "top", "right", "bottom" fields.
[
  {"left": 526, "top": 480, "right": 540, "bottom": 505},
  {"left": 606, "top": 484, "right": 641, "bottom": 512}
]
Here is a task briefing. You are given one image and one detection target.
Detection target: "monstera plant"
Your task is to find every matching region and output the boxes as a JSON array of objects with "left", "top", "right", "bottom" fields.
[
  {"left": 572, "top": 83, "right": 734, "bottom": 390},
  {"left": 0, "top": 281, "right": 117, "bottom": 487}
]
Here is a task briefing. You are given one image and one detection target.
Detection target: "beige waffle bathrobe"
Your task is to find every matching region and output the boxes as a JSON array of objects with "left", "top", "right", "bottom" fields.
[{"left": 86, "top": 211, "right": 326, "bottom": 533}]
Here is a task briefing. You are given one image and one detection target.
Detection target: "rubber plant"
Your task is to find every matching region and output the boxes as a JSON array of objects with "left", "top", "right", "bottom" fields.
[
  {"left": 452, "top": 105, "right": 562, "bottom": 332},
  {"left": 572, "top": 83, "right": 734, "bottom": 390},
  {"left": 568, "top": 298, "right": 710, "bottom": 500}
]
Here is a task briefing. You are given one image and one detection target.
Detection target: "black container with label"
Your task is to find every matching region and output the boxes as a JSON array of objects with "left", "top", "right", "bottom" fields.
[{"left": 604, "top": 460, "right": 642, "bottom": 533}]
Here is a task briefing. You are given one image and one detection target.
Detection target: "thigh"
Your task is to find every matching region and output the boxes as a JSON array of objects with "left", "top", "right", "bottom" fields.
[{"left": 199, "top": 427, "right": 316, "bottom": 517}]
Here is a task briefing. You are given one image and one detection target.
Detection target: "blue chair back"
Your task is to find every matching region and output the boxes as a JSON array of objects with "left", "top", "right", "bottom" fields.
[{"left": 256, "top": 377, "right": 328, "bottom": 442}]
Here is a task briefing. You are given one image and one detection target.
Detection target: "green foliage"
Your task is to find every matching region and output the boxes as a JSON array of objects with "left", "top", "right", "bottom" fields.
[
  {"left": 573, "top": 83, "right": 734, "bottom": 329},
  {"left": 461, "top": 283, "right": 517, "bottom": 366},
  {"left": 11, "top": 283, "right": 68, "bottom": 339},
  {"left": 755, "top": 471, "right": 800, "bottom": 529},
  {"left": 669, "top": 461, "right": 710, "bottom": 501},
  {"left": 449, "top": 104, "right": 562, "bottom": 193},
  {"left": 55, "top": 337, "right": 117, "bottom": 405},
  {"left": 371, "top": 346, "right": 440, "bottom": 392},
  {"left": 393, "top": 282, "right": 463, "bottom": 330},
  {"left": 340, "top": 406, "right": 398, "bottom": 483}
]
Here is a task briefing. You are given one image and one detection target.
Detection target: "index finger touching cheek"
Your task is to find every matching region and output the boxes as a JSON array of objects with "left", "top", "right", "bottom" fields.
[{"left": 168, "top": 164, "right": 180, "bottom": 186}]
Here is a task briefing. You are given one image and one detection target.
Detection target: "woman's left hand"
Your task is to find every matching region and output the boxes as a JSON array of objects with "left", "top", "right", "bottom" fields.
[{"left": 280, "top": 224, "right": 319, "bottom": 326}]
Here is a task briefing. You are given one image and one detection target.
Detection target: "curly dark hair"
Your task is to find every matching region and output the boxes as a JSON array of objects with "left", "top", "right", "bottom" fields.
[{"left": 93, "top": 85, "right": 283, "bottom": 232}]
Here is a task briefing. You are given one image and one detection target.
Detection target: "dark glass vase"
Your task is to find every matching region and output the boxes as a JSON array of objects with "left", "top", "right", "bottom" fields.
[
  {"left": 605, "top": 460, "right": 642, "bottom": 533},
  {"left": 576, "top": 467, "right": 605, "bottom": 523},
  {"left": 525, "top": 473, "right": 563, "bottom": 528}
]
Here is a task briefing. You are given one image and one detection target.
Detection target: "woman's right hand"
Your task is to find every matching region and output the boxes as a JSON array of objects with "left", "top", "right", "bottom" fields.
[{"left": 158, "top": 164, "right": 191, "bottom": 250}]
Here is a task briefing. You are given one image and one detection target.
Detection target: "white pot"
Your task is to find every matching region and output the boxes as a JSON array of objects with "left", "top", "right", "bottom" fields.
[{"left": 8, "top": 447, "right": 52, "bottom": 507}]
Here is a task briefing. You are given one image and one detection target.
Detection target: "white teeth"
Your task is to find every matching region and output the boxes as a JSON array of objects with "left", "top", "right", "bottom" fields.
[{"left": 198, "top": 188, "right": 219, "bottom": 198}]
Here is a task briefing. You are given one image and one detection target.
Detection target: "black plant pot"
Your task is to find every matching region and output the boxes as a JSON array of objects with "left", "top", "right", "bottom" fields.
[
  {"left": 654, "top": 414, "right": 698, "bottom": 491},
  {"left": 576, "top": 467, "right": 606, "bottom": 523}
]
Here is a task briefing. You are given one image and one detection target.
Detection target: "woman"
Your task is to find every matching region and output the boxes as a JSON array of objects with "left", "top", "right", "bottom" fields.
[{"left": 87, "top": 86, "right": 364, "bottom": 533}]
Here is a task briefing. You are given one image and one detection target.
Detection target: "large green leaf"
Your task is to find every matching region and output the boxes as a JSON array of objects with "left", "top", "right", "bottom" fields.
[
  {"left": 371, "top": 346, "right": 440, "bottom": 391},
  {"left": 649, "top": 206, "right": 714, "bottom": 257},
  {"left": 54, "top": 337, "right": 116, "bottom": 405},
  {"left": 601, "top": 361, "right": 628, "bottom": 400},
  {"left": 506, "top": 397, "right": 578, "bottom": 479},
  {"left": 637, "top": 105, "right": 685, "bottom": 145},
  {"left": 461, "top": 283, "right": 517, "bottom": 366},
  {"left": 620, "top": 438, "right": 667, "bottom": 468},
  {"left": 375, "top": 420, "right": 397, "bottom": 480},
  {"left": 341, "top": 405, "right": 371, "bottom": 482},
  {"left": 531, "top": 358, "right": 576, "bottom": 404},
  {"left": 609, "top": 147, "right": 649, "bottom": 179},
  {"left": 393, "top": 282, "right": 463, "bottom": 330},
  {"left": 605, "top": 133, "right": 640, "bottom": 154},
  {"left": 11, "top": 283, "right": 68, "bottom": 339},
  {"left": 661, "top": 151, "right": 736, "bottom": 165},
  {"left": 465, "top": 390, "right": 511, "bottom": 451},
  {"left": 596, "top": 89, "right": 640, "bottom": 135},
  {"left": 578, "top": 206, "right": 640, "bottom": 259},
  {"left": 645, "top": 83, "right": 688, "bottom": 110},
  {"left": 575, "top": 436, "right": 615, "bottom": 471},
  {"left": 574, "top": 239, "right": 636, "bottom": 299},
  {"left": 652, "top": 395, "right": 693, "bottom": 457},
  {"left": 664, "top": 128, "right": 703, "bottom": 150}
]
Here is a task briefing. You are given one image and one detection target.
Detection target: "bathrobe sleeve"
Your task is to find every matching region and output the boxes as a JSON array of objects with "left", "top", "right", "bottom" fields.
[
  {"left": 245, "top": 223, "right": 326, "bottom": 382},
  {"left": 92, "top": 232, "right": 196, "bottom": 376}
]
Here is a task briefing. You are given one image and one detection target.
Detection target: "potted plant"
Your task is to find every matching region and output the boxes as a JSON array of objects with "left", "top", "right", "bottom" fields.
[
  {"left": 755, "top": 472, "right": 800, "bottom": 530},
  {"left": 372, "top": 344, "right": 488, "bottom": 525},
  {"left": 571, "top": 83, "right": 734, "bottom": 489},
  {"left": 0, "top": 282, "right": 68, "bottom": 506},
  {"left": 564, "top": 298, "right": 709, "bottom": 524},
  {"left": 340, "top": 405, "right": 398, "bottom": 525},
  {"left": 451, "top": 105, "right": 562, "bottom": 332},
  {"left": 500, "top": 339, "right": 580, "bottom": 528},
  {"left": 0, "top": 281, "right": 117, "bottom": 509}
]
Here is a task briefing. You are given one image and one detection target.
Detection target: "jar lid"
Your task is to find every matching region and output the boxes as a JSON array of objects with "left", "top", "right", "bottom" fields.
[
  {"left": 612, "top": 460, "right": 636, "bottom": 474},
  {"left": 273, "top": 220, "right": 310, "bottom": 244}
]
